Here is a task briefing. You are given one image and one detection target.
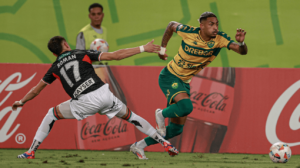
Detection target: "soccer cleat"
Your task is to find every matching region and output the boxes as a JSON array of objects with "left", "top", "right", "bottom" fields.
[
  {"left": 130, "top": 142, "right": 148, "bottom": 160},
  {"left": 155, "top": 109, "right": 166, "bottom": 137},
  {"left": 17, "top": 151, "right": 35, "bottom": 159},
  {"left": 163, "top": 142, "right": 179, "bottom": 157}
]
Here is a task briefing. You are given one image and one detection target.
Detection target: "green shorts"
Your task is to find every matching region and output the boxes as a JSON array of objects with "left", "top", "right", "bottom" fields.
[{"left": 159, "top": 67, "right": 190, "bottom": 106}]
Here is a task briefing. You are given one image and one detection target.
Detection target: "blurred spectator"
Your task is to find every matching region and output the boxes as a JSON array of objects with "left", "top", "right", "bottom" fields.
[{"left": 76, "top": 3, "right": 107, "bottom": 50}]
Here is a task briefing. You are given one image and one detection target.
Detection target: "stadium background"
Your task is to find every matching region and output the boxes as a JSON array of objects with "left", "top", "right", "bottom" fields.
[
  {"left": 1, "top": 0, "right": 300, "bottom": 155},
  {"left": 1, "top": 0, "right": 299, "bottom": 67}
]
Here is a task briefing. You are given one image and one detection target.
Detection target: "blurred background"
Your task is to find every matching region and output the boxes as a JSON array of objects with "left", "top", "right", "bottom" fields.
[{"left": 1, "top": 0, "right": 299, "bottom": 67}]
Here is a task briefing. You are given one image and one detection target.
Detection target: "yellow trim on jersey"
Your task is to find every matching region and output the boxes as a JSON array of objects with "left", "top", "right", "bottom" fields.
[
  {"left": 174, "top": 112, "right": 180, "bottom": 117},
  {"left": 167, "top": 24, "right": 234, "bottom": 82},
  {"left": 169, "top": 91, "right": 187, "bottom": 105}
]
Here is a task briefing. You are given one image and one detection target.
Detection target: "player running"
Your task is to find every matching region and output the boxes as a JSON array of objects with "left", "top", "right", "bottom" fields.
[
  {"left": 13, "top": 36, "right": 178, "bottom": 160},
  {"left": 131, "top": 12, "right": 247, "bottom": 158}
]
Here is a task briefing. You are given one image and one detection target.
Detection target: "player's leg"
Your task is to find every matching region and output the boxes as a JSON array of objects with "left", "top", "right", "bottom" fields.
[
  {"left": 138, "top": 95, "right": 189, "bottom": 150},
  {"left": 115, "top": 104, "right": 178, "bottom": 159},
  {"left": 134, "top": 67, "right": 192, "bottom": 150},
  {"left": 18, "top": 100, "right": 75, "bottom": 159}
]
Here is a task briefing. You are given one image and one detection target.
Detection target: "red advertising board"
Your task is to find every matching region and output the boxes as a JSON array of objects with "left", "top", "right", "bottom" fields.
[{"left": 1, "top": 63, "right": 300, "bottom": 154}]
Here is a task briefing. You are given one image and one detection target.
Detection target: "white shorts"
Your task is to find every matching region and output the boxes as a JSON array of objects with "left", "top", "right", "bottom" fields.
[{"left": 59, "top": 84, "right": 124, "bottom": 120}]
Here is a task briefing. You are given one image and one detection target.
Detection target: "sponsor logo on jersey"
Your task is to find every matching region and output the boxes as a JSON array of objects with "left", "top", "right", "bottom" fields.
[
  {"left": 182, "top": 41, "right": 214, "bottom": 56},
  {"left": 58, "top": 52, "right": 71, "bottom": 61},
  {"left": 73, "top": 78, "right": 95, "bottom": 98}
]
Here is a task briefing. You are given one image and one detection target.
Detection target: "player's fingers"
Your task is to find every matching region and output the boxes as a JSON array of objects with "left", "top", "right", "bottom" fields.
[
  {"left": 12, "top": 105, "right": 17, "bottom": 111},
  {"left": 150, "top": 39, "right": 154, "bottom": 44},
  {"left": 244, "top": 32, "right": 247, "bottom": 36}
]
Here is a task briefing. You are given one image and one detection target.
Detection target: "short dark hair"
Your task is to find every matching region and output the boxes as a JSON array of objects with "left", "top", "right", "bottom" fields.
[
  {"left": 48, "top": 36, "right": 66, "bottom": 55},
  {"left": 89, "top": 3, "right": 103, "bottom": 12},
  {"left": 198, "top": 12, "right": 217, "bottom": 23}
]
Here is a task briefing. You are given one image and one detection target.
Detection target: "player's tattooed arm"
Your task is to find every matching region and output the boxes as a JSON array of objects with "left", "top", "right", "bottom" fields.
[
  {"left": 12, "top": 81, "right": 47, "bottom": 110},
  {"left": 229, "top": 28, "right": 248, "bottom": 55},
  {"left": 158, "top": 21, "right": 182, "bottom": 60},
  {"left": 161, "top": 21, "right": 181, "bottom": 47}
]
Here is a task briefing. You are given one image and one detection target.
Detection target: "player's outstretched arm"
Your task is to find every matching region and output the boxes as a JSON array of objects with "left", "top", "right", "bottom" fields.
[
  {"left": 12, "top": 80, "right": 47, "bottom": 111},
  {"left": 158, "top": 21, "right": 181, "bottom": 60},
  {"left": 229, "top": 28, "right": 248, "bottom": 55},
  {"left": 100, "top": 39, "right": 160, "bottom": 61}
]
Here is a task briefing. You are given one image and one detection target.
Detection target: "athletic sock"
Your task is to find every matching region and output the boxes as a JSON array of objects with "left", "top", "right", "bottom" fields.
[
  {"left": 28, "top": 107, "right": 59, "bottom": 152},
  {"left": 144, "top": 122, "right": 184, "bottom": 146},
  {"left": 28, "top": 139, "right": 41, "bottom": 153},
  {"left": 136, "top": 139, "right": 147, "bottom": 149},
  {"left": 125, "top": 110, "right": 169, "bottom": 146}
]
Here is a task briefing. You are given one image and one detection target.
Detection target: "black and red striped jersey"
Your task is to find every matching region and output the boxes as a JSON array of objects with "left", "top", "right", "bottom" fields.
[{"left": 42, "top": 50, "right": 105, "bottom": 99}]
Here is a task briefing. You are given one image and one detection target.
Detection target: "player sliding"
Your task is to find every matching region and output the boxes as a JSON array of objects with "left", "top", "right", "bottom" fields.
[
  {"left": 131, "top": 12, "right": 248, "bottom": 158},
  {"left": 13, "top": 36, "right": 178, "bottom": 159}
]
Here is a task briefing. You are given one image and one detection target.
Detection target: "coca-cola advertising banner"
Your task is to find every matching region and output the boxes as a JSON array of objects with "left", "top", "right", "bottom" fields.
[{"left": 0, "top": 63, "right": 299, "bottom": 154}]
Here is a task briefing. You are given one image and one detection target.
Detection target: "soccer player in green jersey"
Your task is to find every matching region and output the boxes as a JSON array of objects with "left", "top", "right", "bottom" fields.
[{"left": 130, "top": 12, "right": 247, "bottom": 159}]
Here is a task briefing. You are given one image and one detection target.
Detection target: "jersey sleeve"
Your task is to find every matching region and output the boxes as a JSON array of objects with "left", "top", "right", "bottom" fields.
[
  {"left": 176, "top": 24, "right": 199, "bottom": 39},
  {"left": 217, "top": 31, "right": 234, "bottom": 50},
  {"left": 85, "top": 50, "right": 102, "bottom": 61},
  {"left": 42, "top": 66, "right": 56, "bottom": 85}
]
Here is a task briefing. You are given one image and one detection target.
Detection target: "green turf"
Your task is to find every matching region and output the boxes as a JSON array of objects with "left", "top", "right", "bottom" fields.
[{"left": 0, "top": 149, "right": 299, "bottom": 168}]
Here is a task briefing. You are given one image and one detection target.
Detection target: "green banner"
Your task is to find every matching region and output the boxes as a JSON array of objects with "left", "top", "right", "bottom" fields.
[{"left": 0, "top": 0, "right": 299, "bottom": 67}]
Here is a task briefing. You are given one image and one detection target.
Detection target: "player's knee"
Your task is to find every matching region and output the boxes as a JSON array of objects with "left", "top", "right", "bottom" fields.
[{"left": 177, "top": 99, "right": 193, "bottom": 116}]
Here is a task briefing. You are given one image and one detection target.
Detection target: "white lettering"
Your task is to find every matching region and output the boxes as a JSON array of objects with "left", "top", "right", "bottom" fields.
[
  {"left": 73, "top": 78, "right": 95, "bottom": 98},
  {"left": 57, "top": 55, "right": 77, "bottom": 68},
  {"left": 0, "top": 107, "right": 21, "bottom": 142},
  {"left": 266, "top": 80, "right": 300, "bottom": 147},
  {"left": 0, "top": 72, "right": 36, "bottom": 142}
]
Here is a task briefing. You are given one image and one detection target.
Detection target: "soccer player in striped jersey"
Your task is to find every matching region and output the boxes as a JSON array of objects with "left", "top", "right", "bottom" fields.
[
  {"left": 131, "top": 12, "right": 247, "bottom": 157},
  {"left": 13, "top": 36, "right": 178, "bottom": 160}
]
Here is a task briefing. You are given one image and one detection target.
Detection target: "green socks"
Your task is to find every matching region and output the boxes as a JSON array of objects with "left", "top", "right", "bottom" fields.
[{"left": 144, "top": 122, "right": 184, "bottom": 146}]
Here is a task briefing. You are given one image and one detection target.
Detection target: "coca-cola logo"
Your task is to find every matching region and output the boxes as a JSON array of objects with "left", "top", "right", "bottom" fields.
[
  {"left": 0, "top": 72, "right": 36, "bottom": 143},
  {"left": 266, "top": 80, "right": 300, "bottom": 147},
  {"left": 190, "top": 91, "right": 228, "bottom": 113},
  {"left": 80, "top": 118, "right": 127, "bottom": 140}
]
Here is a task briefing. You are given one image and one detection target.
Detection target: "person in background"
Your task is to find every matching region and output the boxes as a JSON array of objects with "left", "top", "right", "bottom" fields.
[{"left": 76, "top": 3, "right": 106, "bottom": 50}]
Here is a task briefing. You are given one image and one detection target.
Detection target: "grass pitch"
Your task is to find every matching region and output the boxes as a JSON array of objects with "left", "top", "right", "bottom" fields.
[{"left": 0, "top": 149, "right": 299, "bottom": 168}]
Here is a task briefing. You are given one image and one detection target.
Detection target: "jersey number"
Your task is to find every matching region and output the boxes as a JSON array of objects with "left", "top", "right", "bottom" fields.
[{"left": 60, "top": 60, "right": 81, "bottom": 87}]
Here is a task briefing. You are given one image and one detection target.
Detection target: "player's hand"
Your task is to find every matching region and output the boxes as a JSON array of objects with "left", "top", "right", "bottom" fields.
[
  {"left": 235, "top": 28, "right": 246, "bottom": 42},
  {"left": 158, "top": 53, "right": 168, "bottom": 60},
  {"left": 12, "top": 101, "right": 23, "bottom": 111},
  {"left": 144, "top": 39, "right": 160, "bottom": 53}
]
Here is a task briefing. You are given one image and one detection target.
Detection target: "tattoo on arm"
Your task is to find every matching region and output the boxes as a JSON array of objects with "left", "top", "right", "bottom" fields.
[{"left": 161, "top": 21, "right": 180, "bottom": 47}]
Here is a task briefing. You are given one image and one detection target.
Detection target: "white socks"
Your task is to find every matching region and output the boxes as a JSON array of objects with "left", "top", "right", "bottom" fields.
[
  {"left": 127, "top": 111, "right": 157, "bottom": 137},
  {"left": 126, "top": 111, "right": 169, "bottom": 146},
  {"left": 136, "top": 139, "right": 147, "bottom": 149},
  {"left": 29, "top": 107, "right": 58, "bottom": 152}
]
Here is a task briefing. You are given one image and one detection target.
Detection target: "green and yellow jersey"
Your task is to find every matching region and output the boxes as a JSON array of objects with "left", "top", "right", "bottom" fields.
[{"left": 167, "top": 24, "right": 234, "bottom": 83}]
